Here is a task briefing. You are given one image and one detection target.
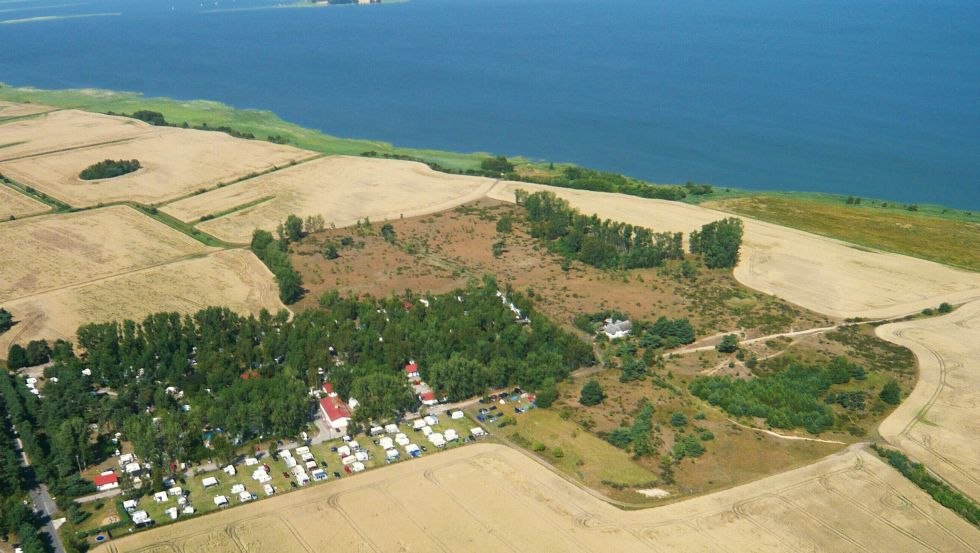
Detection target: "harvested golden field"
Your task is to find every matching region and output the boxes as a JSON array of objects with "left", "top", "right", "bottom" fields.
[
  {"left": 487, "top": 181, "right": 980, "bottom": 319},
  {"left": 704, "top": 195, "right": 980, "bottom": 272},
  {"left": 0, "top": 109, "right": 151, "bottom": 161},
  {"left": 97, "top": 443, "right": 978, "bottom": 553},
  {"left": 0, "top": 101, "right": 55, "bottom": 119},
  {"left": 0, "top": 249, "right": 284, "bottom": 353},
  {"left": 0, "top": 206, "right": 210, "bottom": 302},
  {"left": 877, "top": 299, "right": 980, "bottom": 500},
  {"left": 0, "top": 185, "right": 48, "bottom": 219},
  {"left": 0, "top": 127, "right": 315, "bottom": 207},
  {"left": 164, "top": 155, "right": 496, "bottom": 243}
]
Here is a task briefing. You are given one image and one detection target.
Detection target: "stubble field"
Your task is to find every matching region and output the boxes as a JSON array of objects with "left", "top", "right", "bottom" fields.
[
  {"left": 486, "top": 181, "right": 980, "bottom": 320},
  {"left": 0, "top": 109, "right": 151, "bottom": 161},
  {"left": 0, "top": 249, "right": 285, "bottom": 354},
  {"left": 0, "top": 127, "right": 315, "bottom": 207},
  {"left": 97, "top": 443, "right": 977, "bottom": 553},
  {"left": 163, "top": 155, "right": 496, "bottom": 243},
  {"left": 0, "top": 206, "right": 211, "bottom": 302},
  {"left": 0, "top": 101, "right": 55, "bottom": 119},
  {"left": 876, "top": 299, "right": 980, "bottom": 500},
  {"left": 0, "top": 185, "right": 49, "bottom": 219}
]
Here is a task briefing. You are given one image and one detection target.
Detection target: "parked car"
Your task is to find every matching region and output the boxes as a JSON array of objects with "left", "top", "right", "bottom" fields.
[
  {"left": 320, "top": 461, "right": 329, "bottom": 468},
  {"left": 333, "top": 471, "right": 341, "bottom": 479}
]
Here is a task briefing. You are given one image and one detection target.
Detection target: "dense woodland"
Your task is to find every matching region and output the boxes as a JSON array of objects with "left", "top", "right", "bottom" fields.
[
  {"left": 0, "top": 278, "right": 592, "bottom": 511},
  {"left": 517, "top": 190, "right": 685, "bottom": 269},
  {"left": 0, "top": 383, "right": 50, "bottom": 553},
  {"left": 689, "top": 356, "right": 869, "bottom": 433},
  {"left": 78, "top": 159, "right": 140, "bottom": 180}
]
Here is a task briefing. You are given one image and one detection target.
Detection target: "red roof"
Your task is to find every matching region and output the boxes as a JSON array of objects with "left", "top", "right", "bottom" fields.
[
  {"left": 404, "top": 362, "right": 418, "bottom": 375},
  {"left": 420, "top": 391, "right": 436, "bottom": 401},
  {"left": 93, "top": 473, "right": 118, "bottom": 487},
  {"left": 322, "top": 382, "right": 334, "bottom": 394},
  {"left": 240, "top": 370, "right": 259, "bottom": 380},
  {"left": 319, "top": 396, "right": 351, "bottom": 422}
]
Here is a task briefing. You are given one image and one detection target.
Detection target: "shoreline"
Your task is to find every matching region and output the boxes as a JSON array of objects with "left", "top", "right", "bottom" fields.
[{"left": 0, "top": 83, "right": 974, "bottom": 214}]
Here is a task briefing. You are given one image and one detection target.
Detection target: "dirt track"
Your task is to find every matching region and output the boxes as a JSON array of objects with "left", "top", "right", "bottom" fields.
[
  {"left": 486, "top": 181, "right": 980, "bottom": 320},
  {"left": 97, "top": 443, "right": 978, "bottom": 553}
]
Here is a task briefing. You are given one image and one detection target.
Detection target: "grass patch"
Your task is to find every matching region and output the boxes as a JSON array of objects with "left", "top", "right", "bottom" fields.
[
  {"left": 486, "top": 407, "right": 657, "bottom": 492},
  {"left": 703, "top": 194, "right": 980, "bottom": 271}
]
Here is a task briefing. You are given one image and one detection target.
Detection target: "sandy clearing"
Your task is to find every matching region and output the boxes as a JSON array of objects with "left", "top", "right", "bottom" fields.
[
  {"left": 0, "top": 206, "right": 211, "bottom": 303},
  {"left": 487, "top": 181, "right": 980, "bottom": 319},
  {"left": 0, "top": 185, "right": 49, "bottom": 219},
  {"left": 0, "top": 128, "right": 316, "bottom": 207},
  {"left": 876, "top": 299, "right": 980, "bottom": 500},
  {"left": 164, "top": 155, "right": 496, "bottom": 243},
  {"left": 0, "top": 249, "right": 285, "bottom": 353},
  {"left": 96, "top": 443, "right": 978, "bottom": 553},
  {"left": 0, "top": 101, "right": 56, "bottom": 119},
  {"left": 0, "top": 109, "right": 152, "bottom": 161}
]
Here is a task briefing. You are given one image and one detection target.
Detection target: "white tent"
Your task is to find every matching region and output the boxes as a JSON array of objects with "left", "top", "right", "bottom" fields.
[
  {"left": 202, "top": 476, "right": 219, "bottom": 488},
  {"left": 214, "top": 495, "right": 228, "bottom": 507},
  {"left": 168, "top": 486, "right": 182, "bottom": 496},
  {"left": 444, "top": 429, "right": 459, "bottom": 441},
  {"left": 230, "top": 484, "right": 245, "bottom": 494},
  {"left": 337, "top": 445, "right": 351, "bottom": 457},
  {"left": 351, "top": 462, "right": 365, "bottom": 473},
  {"left": 421, "top": 426, "right": 432, "bottom": 436},
  {"left": 223, "top": 465, "right": 236, "bottom": 476},
  {"left": 182, "top": 506, "right": 195, "bottom": 515},
  {"left": 424, "top": 415, "right": 438, "bottom": 426},
  {"left": 369, "top": 426, "right": 384, "bottom": 436},
  {"left": 355, "top": 450, "right": 369, "bottom": 462},
  {"left": 164, "top": 507, "right": 178, "bottom": 520},
  {"left": 405, "top": 444, "right": 421, "bottom": 457},
  {"left": 349, "top": 440, "right": 361, "bottom": 450},
  {"left": 385, "top": 448, "right": 399, "bottom": 460},
  {"left": 238, "top": 491, "right": 252, "bottom": 502},
  {"left": 153, "top": 491, "right": 168, "bottom": 502},
  {"left": 279, "top": 449, "right": 293, "bottom": 458},
  {"left": 384, "top": 423, "right": 399, "bottom": 434},
  {"left": 412, "top": 419, "right": 426, "bottom": 430},
  {"left": 284, "top": 457, "right": 297, "bottom": 469},
  {"left": 450, "top": 410, "right": 465, "bottom": 420},
  {"left": 470, "top": 427, "right": 486, "bottom": 438},
  {"left": 263, "top": 483, "right": 275, "bottom": 496},
  {"left": 428, "top": 433, "right": 446, "bottom": 447},
  {"left": 379, "top": 437, "right": 394, "bottom": 449},
  {"left": 395, "top": 434, "right": 410, "bottom": 446}
]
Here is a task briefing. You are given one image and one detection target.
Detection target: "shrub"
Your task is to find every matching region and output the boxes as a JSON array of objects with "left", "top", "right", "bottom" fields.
[
  {"left": 716, "top": 334, "right": 739, "bottom": 353},
  {"left": 879, "top": 379, "right": 901, "bottom": 405},
  {"left": 670, "top": 412, "right": 687, "bottom": 427},
  {"left": 579, "top": 379, "right": 605, "bottom": 406}
]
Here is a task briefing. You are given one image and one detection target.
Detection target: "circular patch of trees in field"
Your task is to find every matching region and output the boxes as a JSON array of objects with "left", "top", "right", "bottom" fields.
[{"left": 79, "top": 159, "right": 141, "bottom": 180}]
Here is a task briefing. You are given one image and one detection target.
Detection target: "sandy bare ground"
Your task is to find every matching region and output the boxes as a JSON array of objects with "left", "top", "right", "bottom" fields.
[
  {"left": 0, "top": 109, "right": 152, "bottom": 161},
  {"left": 0, "top": 101, "right": 56, "bottom": 119},
  {"left": 487, "top": 181, "right": 980, "bottom": 320},
  {"left": 0, "top": 128, "right": 316, "bottom": 207},
  {"left": 876, "top": 300, "right": 980, "bottom": 500},
  {"left": 0, "top": 249, "right": 285, "bottom": 353},
  {"left": 0, "top": 185, "right": 49, "bottom": 219},
  {"left": 0, "top": 206, "right": 211, "bottom": 303},
  {"left": 96, "top": 443, "right": 977, "bottom": 553},
  {"left": 163, "top": 155, "right": 496, "bottom": 243}
]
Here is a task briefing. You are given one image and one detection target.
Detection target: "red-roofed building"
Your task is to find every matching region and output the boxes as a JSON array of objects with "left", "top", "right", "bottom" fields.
[
  {"left": 319, "top": 396, "right": 352, "bottom": 431},
  {"left": 419, "top": 390, "right": 436, "bottom": 405},
  {"left": 93, "top": 473, "right": 119, "bottom": 492},
  {"left": 322, "top": 382, "right": 336, "bottom": 397},
  {"left": 404, "top": 362, "right": 419, "bottom": 379}
]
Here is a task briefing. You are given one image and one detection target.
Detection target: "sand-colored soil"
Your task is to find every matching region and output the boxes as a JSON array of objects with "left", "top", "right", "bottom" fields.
[
  {"left": 487, "top": 182, "right": 980, "bottom": 320},
  {"left": 0, "top": 128, "right": 315, "bottom": 207},
  {"left": 0, "top": 206, "right": 211, "bottom": 303},
  {"left": 0, "top": 101, "right": 56, "bottom": 119},
  {"left": 163, "top": 156, "right": 496, "bottom": 243},
  {"left": 0, "top": 249, "right": 285, "bottom": 353},
  {"left": 0, "top": 185, "right": 49, "bottom": 219},
  {"left": 0, "top": 109, "right": 152, "bottom": 161},
  {"left": 97, "top": 443, "right": 978, "bottom": 553},
  {"left": 876, "top": 300, "right": 980, "bottom": 500}
]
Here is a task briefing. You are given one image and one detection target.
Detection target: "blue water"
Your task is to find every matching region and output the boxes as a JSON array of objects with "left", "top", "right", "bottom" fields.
[{"left": 1, "top": 0, "right": 978, "bottom": 208}]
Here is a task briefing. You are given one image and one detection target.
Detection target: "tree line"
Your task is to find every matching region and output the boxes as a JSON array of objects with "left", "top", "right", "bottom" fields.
[
  {"left": 251, "top": 227, "right": 303, "bottom": 303},
  {"left": 517, "top": 190, "right": 684, "bottom": 269}
]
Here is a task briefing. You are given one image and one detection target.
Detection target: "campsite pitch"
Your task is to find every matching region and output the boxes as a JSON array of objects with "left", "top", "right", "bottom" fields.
[
  {"left": 96, "top": 443, "right": 977, "bottom": 553},
  {"left": 162, "top": 155, "right": 496, "bottom": 243},
  {"left": 487, "top": 181, "right": 980, "bottom": 320},
  {"left": 0, "top": 126, "right": 315, "bottom": 207}
]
